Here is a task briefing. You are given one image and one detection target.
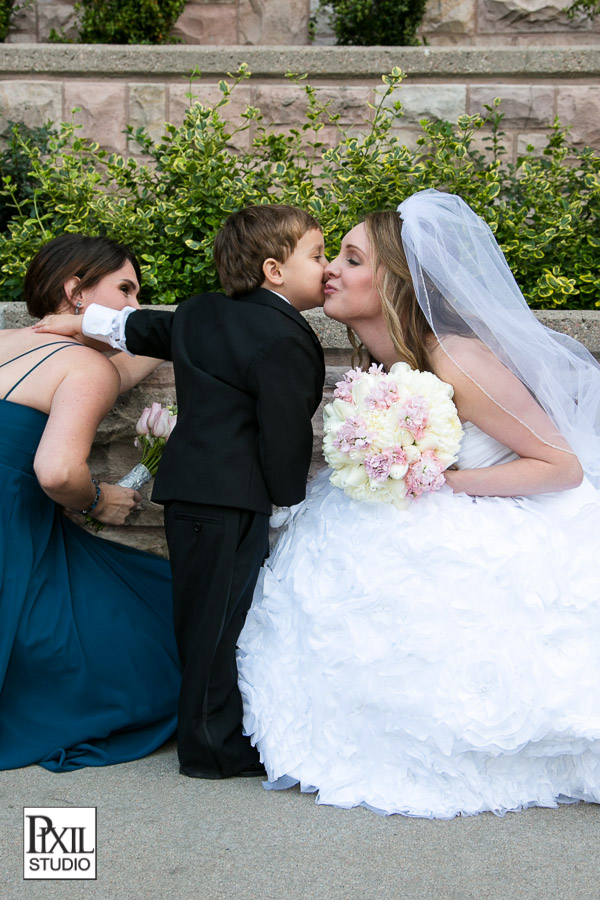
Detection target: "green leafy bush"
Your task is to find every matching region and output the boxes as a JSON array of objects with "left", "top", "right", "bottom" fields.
[
  {"left": 0, "top": 121, "right": 58, "bottom": 230},
  {"left": 53, "top": 0, "right": 186, "bottom": 44},
  {"left": 565, "top": 0, "right": 600, "bottom": 18},
  {"left": 0, "top": 0, "right": 15, "bottom": 40},
  {"left": 321, "top": 0, "right": 427, "bottom": 45},
  {"left": 0, "top": 67, "right": 598, "bottom": 310}
]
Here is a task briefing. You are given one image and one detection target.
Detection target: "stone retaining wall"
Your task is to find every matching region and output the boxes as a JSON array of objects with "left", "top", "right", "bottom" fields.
[
  {"left": 1, "top": 302, "right": 598, "bottom": 556},
  {"left": 0, "top": 45, "right": 599, "bottom": 159},
  {"left": 5, "top": 0, "right": 600, "bottom": 47}
]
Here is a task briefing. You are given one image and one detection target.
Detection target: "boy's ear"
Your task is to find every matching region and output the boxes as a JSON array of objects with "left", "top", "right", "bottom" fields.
[{"left": 262, "top": 257, "right": 284, "bottom": 287}]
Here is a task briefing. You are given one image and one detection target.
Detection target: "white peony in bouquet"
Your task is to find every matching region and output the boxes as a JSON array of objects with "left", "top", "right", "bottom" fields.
[{"left": 323, "top": 362, "right": 463, "bottom": 509}]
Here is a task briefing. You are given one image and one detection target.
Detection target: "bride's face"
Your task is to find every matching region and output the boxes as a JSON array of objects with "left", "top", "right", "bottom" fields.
[{"left": 323, "top": 223, "right": 382, "bottom": 328}]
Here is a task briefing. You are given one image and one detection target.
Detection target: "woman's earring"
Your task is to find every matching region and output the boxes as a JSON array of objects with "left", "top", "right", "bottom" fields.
[{"left": 74, "top": 301, "right": 83, "bottom": 315}]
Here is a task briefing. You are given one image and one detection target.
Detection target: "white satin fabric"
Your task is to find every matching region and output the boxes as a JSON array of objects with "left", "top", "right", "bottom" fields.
[{"left": 237, "top": 423, "right": 600, "bottom": 818}]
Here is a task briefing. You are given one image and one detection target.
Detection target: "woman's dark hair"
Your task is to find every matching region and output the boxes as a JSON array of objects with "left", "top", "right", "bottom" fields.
[{"left": 24, "top": 233, "right": 142, "bottom": 319}]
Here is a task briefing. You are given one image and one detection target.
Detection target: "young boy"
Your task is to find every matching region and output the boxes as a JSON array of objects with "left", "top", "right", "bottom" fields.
[{"left": 38, "top": 205, "right": 326, "bottom": 779}]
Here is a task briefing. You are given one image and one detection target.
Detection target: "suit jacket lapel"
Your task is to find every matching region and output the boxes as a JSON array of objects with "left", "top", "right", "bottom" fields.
[{"left": 239, "top": 289, "right": 323, "bottom": 349}]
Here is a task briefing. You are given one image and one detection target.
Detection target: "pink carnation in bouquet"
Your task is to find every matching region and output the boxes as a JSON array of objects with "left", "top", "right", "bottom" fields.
[{"left": 323, "top": 363, "right": 463, "bottom": 509}]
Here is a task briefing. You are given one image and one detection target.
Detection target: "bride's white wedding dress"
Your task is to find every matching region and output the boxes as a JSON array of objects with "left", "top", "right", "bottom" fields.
[{"left": 237, "top": 422, "right": 600, "bottom": 818}]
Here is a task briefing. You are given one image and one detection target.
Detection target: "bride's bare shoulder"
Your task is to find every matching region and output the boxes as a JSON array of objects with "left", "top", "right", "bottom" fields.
[{"left": 429, "top": 335, "right": 498, "bottom": 381}]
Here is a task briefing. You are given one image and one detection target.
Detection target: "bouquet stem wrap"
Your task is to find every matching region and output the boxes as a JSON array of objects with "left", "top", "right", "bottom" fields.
[{"left": 116, "top": 463, "right": 154, "bottom": 491}]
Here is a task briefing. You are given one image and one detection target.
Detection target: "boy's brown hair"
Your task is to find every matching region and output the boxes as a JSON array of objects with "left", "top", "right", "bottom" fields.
[{"left": 213, "top": 204, "right": 321, "bottom": 297}]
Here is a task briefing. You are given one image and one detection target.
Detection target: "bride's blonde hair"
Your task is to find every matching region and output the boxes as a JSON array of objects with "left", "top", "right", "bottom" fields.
[{"left": 348, "top": 211, "right": 434, "bottom": 372}]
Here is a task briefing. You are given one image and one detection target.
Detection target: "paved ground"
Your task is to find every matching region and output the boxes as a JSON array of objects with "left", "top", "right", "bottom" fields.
[{"left": 2, "top": 740, "right": 600, "bottom": 900}]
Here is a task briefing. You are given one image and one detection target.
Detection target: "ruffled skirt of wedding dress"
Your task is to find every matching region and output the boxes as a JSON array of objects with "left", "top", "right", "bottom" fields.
[{"left": 237, "top": 469, "right": 600, "bottom": 818}]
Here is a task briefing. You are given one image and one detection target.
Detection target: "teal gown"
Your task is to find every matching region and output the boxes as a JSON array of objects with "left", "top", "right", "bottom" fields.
[{"left": 0, "top": 344, "right": 180, "bottom": 772}]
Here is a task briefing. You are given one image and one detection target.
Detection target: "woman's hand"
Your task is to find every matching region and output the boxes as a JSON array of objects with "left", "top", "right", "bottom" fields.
[{"left": 93, "top": 483, "right": 142, "bottom": 526}]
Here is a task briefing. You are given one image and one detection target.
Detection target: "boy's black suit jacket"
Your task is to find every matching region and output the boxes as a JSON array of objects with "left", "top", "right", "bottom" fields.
[{"left": 125, "top": 288, "right": 325, "bottom": 514}]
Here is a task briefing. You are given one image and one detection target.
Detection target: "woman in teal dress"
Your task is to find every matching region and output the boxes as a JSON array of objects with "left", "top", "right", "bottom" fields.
[{"left": 0, "top": 234, "right": 180, "bottom": 772}]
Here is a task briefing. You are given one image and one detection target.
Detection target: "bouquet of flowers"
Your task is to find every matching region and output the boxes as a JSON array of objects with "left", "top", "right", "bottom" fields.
[
  {"left": 84, "top": 402, "right": 177, "bottom": 531},
  {"left": 118, "top": 402, "right": 178, "bottom": 489},
  {"left": 323, "top": 362, "right": 463, "bottom": 509}
]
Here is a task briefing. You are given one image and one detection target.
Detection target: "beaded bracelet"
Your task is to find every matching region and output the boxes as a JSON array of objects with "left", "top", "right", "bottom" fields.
[{"left": 80, "top": 478, "right": 101, "bottom": 516}]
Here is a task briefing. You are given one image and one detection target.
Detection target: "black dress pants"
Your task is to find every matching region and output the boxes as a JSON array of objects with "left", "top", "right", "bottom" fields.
[{"left": 164, "top": 500, "right": 269, "bottom": 777}]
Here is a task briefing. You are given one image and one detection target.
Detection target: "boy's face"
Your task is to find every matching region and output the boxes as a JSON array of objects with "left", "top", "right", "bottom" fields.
[{"left": 277, "top": 228, "right": 327, "bottom": 311}]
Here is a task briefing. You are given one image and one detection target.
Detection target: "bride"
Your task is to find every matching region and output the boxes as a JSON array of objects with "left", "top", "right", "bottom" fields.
[{"left": 237, "top": 189, "right": 600, "bottom": 818}]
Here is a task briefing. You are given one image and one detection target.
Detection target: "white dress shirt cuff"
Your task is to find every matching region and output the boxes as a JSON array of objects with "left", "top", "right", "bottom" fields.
[{"left": 82, "top": 304, "right": 137, "bottom": 354}]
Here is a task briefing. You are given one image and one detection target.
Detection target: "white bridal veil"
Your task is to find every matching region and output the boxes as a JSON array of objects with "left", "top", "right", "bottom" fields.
[{"left": 398, "top": 189, "right": 600, "bottom": 486}]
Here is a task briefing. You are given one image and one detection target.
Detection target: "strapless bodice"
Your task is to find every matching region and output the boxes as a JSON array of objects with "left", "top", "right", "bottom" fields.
[{"left": 457, "top": 421, "right": 518, "bottom": 470}]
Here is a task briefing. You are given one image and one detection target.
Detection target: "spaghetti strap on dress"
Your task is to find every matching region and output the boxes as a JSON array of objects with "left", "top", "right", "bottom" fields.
[
  {"left": 0, "top": 341, "right": 86, "bottom": 399},
  {"left": 0, "top": 344, "right": 180, "bottom": 771}
]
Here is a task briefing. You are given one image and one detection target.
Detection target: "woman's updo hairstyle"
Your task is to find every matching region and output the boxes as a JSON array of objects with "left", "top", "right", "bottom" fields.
[{"left": 24, "top": 234, "right": 141, "bottom": 319}]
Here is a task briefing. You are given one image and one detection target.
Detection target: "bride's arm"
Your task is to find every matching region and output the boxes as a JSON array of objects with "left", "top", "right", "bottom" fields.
[{"left": 433, "top": 342, "right": 584, "bottom": 497}]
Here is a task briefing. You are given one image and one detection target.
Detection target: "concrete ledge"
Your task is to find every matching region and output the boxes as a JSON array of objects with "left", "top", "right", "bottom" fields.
[
  {"left": 0, "top": 44, "right": 599, "bottom": 79},
  {"left": 3, "top": 303, "right": 597, "bottom": 557},
  {"left": 3, "top": 304, "right": 600, "bottom": 356}
]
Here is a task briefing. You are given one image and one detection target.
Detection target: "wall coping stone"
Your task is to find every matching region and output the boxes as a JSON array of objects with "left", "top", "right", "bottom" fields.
[
  {"left": 2, "top": 303, "right": 599, "bottom": 357},
  {"left": 1, "top": 44, "right": 599, "bottom": 79}
]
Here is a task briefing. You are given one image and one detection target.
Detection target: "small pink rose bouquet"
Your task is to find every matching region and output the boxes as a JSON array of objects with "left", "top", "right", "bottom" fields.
[
  {"left": 323, "top": 362, "right": 463, "bottom": 509},
  {"left": 85, "top": 402, "right": 177, "bottom": 531},
  {"left": 133, "top": 402, "right": 177, "bottom": 476},
  {"left": 118, "top": 402, "right": 177, "bottom": 488}
]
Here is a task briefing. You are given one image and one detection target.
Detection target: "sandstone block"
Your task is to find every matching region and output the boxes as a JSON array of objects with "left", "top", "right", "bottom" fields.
[
  {"left": 469, "top": 130, "right": 516, "bottom": 162},
  {"left": 170, "top": 3, "right": 238, "bottom": 44},
  {"left": 0, "top": 81, "right": 62, "bottom": 133},
  {"left": 469, "top": 85, "right": 555, "bottom": 127},
  {"left": 557, "top": 86, "right": 600, "bottom": 147},
  {"left": 64, "top": 82, "right": 127, "bottom": 154},
  {"left": 5, "top": 0, "right": 36, "bottom": 42},
  {"left": 313, "top": 85, "right": 373, "bottom": 126},
  {"left": 251, "top": 83, "right": 371, "bottom": 130},
  {"left": 379, "top": 83, "right": 467, "bottom": 126},
  {"left": 128, "top": 83, "right": 168, "bottom": 144},
  {"left": 310, "top": 0, "right": 336, "bottom": 45},
  {"left": 516, "top": 131, "right": 552, "bottom": 155},
  {"left": 422, "top": 0, "right": 476, "bottom": 34},
  {"left": 168, "top": 82, "right": 253, "bottom": 150},
  {"left": 477, "top": 0, "right": 594, "bottom": 32},
  {"left": 251, "top": 83, "right": 308, "bottom": 126},
  {"left": 239, "top": 0, "right": 310, "bottom": 44},
  {"left": 37, "top": 2, "right": 80, "bottom": 42}
]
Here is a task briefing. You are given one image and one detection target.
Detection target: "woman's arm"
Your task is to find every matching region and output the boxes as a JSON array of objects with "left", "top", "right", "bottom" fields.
[
  {"left": 108, "top": 352, "right": 164, "bottom": 394},
  {"left": 33, "top": 352, "right": 141, "bottom": 524},
  {"left": 433, "top": 341, "right": 584, "bottom": 497}
]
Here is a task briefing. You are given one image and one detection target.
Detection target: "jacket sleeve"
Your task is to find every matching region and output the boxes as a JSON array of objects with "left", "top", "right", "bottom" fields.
[
  {"left": 124, "top": 308, "right": 176, "bottom": 360},
  {"left": 250, "top": 333, "right": 323, "bottom": 508}
]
